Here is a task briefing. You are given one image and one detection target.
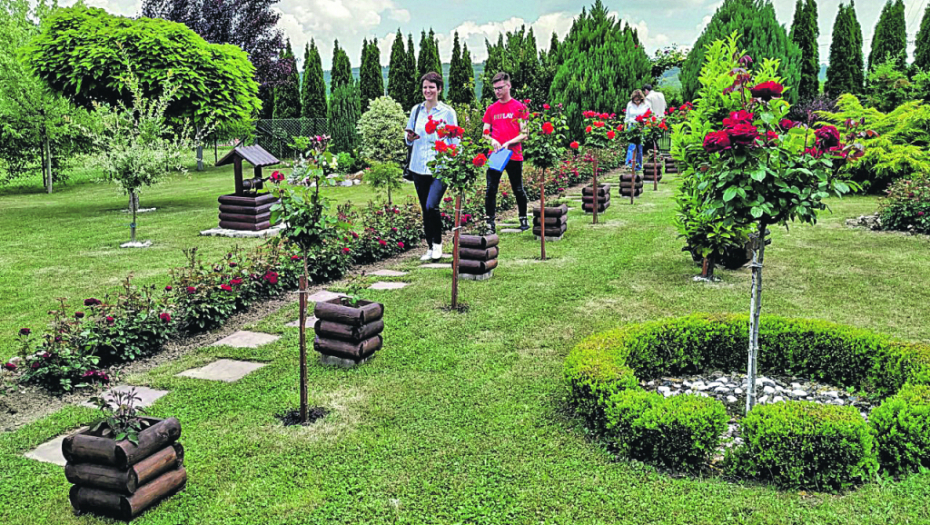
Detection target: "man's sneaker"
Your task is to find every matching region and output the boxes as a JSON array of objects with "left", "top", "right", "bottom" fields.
[
  {"left": 518, "top": 216, "right": 530, "bottom": 231},
  {"left": 431, "top": 243, "right": 443, "bottom": 260},
  {"left": 420, "top": 248, "right": 434, "bottom": 261},
  {"left": 485, "top": 220, "right": 496, "bottom": 235}
]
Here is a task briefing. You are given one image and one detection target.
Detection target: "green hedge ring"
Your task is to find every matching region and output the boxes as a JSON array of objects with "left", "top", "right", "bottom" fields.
[{"left": 564, "top": 314, "right": 930, "bottom": 490}]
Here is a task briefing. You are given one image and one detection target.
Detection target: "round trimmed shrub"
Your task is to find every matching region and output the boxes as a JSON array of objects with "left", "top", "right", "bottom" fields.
[
  {"left": 725, "top": 401, "right": 878, "bottom": 490},
  {"left": 606, "top": 390, "right": 727, "bottom": 471},
  {"left": 869, "top": 384, "right": 930, "bottom": 476}
]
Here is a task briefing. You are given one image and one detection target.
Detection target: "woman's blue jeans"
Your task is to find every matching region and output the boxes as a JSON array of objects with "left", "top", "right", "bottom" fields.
[
  {"left": 625, "top": 142, "right": 643, "bottom": 170},
  {"left": 412, "top": 172, "right": 447, "bottom": 246}
]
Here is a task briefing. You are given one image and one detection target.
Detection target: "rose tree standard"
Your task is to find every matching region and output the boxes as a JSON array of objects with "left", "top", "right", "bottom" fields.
[
  {"left": 523, "top": 104, "right": 569, "bottom": 259},
  {"left": 426, "top": 120, "right": 485, "bottom": 309},
  {"left": 270, "top": 135, "right": 346, "bottom": 423},
  {"left": 694, "top": 62, "right": 871, "bottom": 414},
  {"left": 582, "top": 111, "right": 619, "bottom": 217}
]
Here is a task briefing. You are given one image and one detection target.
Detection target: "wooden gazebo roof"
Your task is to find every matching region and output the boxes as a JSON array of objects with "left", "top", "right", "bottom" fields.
[{"left": 216, "top": 145, "right": 279, "bottom": 167}]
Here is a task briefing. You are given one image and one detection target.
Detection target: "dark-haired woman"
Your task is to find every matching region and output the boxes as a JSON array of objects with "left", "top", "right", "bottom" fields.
[{"left": 405, "top": 72, "right": 458, "bottom": 261}]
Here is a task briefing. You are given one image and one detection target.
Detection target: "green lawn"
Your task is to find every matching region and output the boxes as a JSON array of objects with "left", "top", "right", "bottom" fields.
[
  {"left": 2, "top": 171, "right": 930, "bottom": 524},
  {"left": 0, "top": 152, "right": 418, "bottom": 353}
]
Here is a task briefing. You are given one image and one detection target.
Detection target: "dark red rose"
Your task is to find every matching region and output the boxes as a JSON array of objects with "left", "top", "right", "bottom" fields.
[
  {"left": 726, "top": 123, "right": 760, "bottom": 146},
  {"left": 543, "top": 104, "right": 550, "bottom": 110},
  {"left": 229, "top": 262, "right": 237, "bottom": 268},
  {"left": 424, "top": 117, "right": 439, "bottom": 134},
  {"left": 398, "top": 242, "right": 405, "bottom": 249},
  {"left": 230, "top": 278, "right": 243, "bottom": 286},
  {"left": 342, "top": 247, "right": 351, "bottom": 254},
  {"left": 159, "top": 312, "right": 171, "bottom": 323},
  {"left": 186, "top": 286, "right": 196, "bottom": 294},
  {"left": 764, "top": 130, "right": 779, "bottom": 144},
  {"left": 703, "top": 130, "right": 732, "bottom": 153},
  {"left": 263, "top": 271, "right": 279, "bottom": 285},
  {"left": 221, "top": 284, "right": 232, "bottom": 292},
  {"left": 815, "top": 125, "right": 841, "bottom": 149},
  {"left": 473, "top": 153, "right": 488, "bottom": 167},
  {"left": 593, "top": 121, "right": 605, "bottom": 128},
  {"left": 165, "top": 285, "right": 172, "bottom": 291},
  {"left": 804, "top": 147, "right": 823, "bottom": 158},
  {"left": 723, "top": 110, "right": 754, "bottom": 127},
  {"left": 750, "top": 81, "right": 784, "bottom": 101},
  {"left": 379, "top": 239, "right": 387, "bottom": 246},
  {"left": 83, "top": 298, "right": 101, "bottom": 307},
  {"left": 75, "top": 311, "right": 85, "bottom": 319},
  {"left": 106, "top": 316, "right": 115, "bottom": 325},
  {"left": 779, "top": 118, "right": 797, "bottom": 129},
  {"left": 3, "top": 362, "right": 16, "bottom": 371},
  {"left": 606, "top": 130, "right": 616, "bottom": 140},
  {"left": 19, "top": 327, "right": 31, "bottom": 336},
  {"left": 585, "top": 126, "right": 593, "bottom": 133},
  {"left": 569, "top": 141, "right": 579, "bottom": 150}
]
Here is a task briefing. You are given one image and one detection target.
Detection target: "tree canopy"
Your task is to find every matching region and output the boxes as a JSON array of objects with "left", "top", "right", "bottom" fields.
[
  {"left": 868, "top": 0, "right": 907, "bottom": 72},
  {"left": 825, "top": 2, "right": 864, "bottom": 97}
]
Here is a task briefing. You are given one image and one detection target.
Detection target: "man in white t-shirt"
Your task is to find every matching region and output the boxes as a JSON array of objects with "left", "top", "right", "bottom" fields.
[{"left": 643, "top": 84, "right": 667, "bottom": 118}]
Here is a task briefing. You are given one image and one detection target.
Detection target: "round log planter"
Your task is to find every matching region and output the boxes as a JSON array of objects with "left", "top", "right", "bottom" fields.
[
  {"left": 533, "top": 203, "right": 569, "bottom": 240},
  {"left": 581, "top": 183, "right": 611, "bottom": 214},
  {"left": 313, "top": 298, "right": 385, "bottom": 365},
  {"left": 618, "top": 173, "right": 644, "bottom": 198},
  {"left": 642, "top": 159, "right": 664, "bottom": 182},
  {"left": 458, "top": 234, "right": 499, "bottom": 281},
  {"left": 661, "top": 155, "right": 680, "bottom": 174},
  {"left": 62, "top": 417, "right": 186, "bottom": 521}
]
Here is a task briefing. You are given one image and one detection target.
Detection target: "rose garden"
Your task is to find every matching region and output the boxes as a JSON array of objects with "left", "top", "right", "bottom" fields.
[{"left": 1, "top": 0, "right": 930, "bottom": 523}]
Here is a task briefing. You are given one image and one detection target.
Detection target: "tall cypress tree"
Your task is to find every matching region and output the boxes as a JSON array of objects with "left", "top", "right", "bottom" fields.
[
  {"left": 301, "top": 39, "right": 327, "bottom": 119},
  {"left": 790, "top": 0, "right": 820, "bottom": 102},
  {"left": 915, "top": 3, "right": 930, "bottom": 71},
  {"left": 331, "top": 39, "right": 353, "bottom": 91},
  {"left": 448, "top": 32, "right": 469, "bottom": 104},
  {"left": 359, "top": 38, "right": 384, "bottom": 113},
  {"left": 680, "top": 0, "right": 801, "bottom": 103},
  {"left": 825, "top": 2, "right": 864, "bottom": 97},
  {"left": 427, "top": 28, "right": 442, "bottom": 78},
  {"left": 387, "top": 30, "right": 409, "bottom": 107},
  {"left": 481, "top": 34, "right": 505, "bottom": 102},
  {"left": 406, "top": 34, "right": 419, "bottom": 109},
  {"left": 273, "top": 39, "right": 301, "bottom": 118},
  {"left": 550, "top": 1, "right": 652, "bottom": 138},
  {"left": 461, "top": 43, "right": 477, "bottom": 105},
  {"left": 329, "top": 83, "right": 361, "bottom": 154},
  {"left": 869, "top": 0, "right": 907, "bottom": 71},
  {"left": 417, "top": 30, "right": 431, "bottom": 78}
]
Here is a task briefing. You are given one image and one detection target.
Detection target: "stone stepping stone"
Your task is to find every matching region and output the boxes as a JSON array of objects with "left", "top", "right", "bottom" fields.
[
  {"left": 211, "top": 330, "right": 280, "bottom": 348},
  {"left": 285, "top": 316, "right": 317, "bottom": 328},
  {"left": 177, "top": 359, "right": 266, "bottom": 382},
  {"left": 370, "top": 270, "right": 407, "bottom": 277},
  {"left": 306, "top": 290, "right": 346, "bottom": 303},
  {"left": 369, "top": 281, "right": 408, "bottom": 290},
  {"left": 420, "top": 263, "right": 451, "bottom": 269},
  {"left": 500, "top": 228, "right": 523, "bottom": 233},
  {"left": 80, "top": 385, "right": 169, "bottom": 410},
  {"left": 24, "top": 428, "right": 88, "bottom": 466}
]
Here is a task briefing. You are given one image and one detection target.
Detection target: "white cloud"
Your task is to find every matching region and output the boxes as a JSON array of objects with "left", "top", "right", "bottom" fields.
[{"left": 60, "top": 0, "right": 140, "bottom": 17}]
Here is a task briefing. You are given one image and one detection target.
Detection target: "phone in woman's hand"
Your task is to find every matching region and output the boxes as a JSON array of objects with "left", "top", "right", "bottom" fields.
[{"left": 405, "top": 129, "right": 420, "bottom": 141}]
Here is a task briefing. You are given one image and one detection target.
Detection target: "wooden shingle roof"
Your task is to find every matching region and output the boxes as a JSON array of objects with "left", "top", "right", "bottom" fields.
[{"left": 216, "top": 145, "right": 280, "bottom": 168}]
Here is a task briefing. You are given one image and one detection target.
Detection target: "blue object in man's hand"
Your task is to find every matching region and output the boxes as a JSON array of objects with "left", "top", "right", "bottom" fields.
[{"left": 488, "top": 148, "right": 512, "bottom": 172}]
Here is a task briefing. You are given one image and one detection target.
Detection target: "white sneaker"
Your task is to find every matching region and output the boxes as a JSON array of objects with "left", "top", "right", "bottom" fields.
[
  {"left": 420, "top": 248, "right": 433, "bottom": 261},
  {"left": 431, "top": 243, "right": 443, "bottom": 260}
]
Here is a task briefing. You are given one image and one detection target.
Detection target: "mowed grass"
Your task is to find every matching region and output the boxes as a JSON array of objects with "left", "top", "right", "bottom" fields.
[
  {"left": 0, "top": 152, "right": 418, "bottom": 352},
  {"left": 1, "top": 172, "right": 930, "bottom": 524}
]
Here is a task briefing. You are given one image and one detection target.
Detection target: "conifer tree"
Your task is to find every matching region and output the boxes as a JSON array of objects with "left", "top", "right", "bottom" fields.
[
  {"left": 406, "top": 34, "right": 418, "bottom": 109},
  {"left": 915, "top": 3, "right": 930, "bottom": 71},
  {"left": 329, "top": 83, "right": 360, "bottom": 154},
  {"left": 790, "top": 0, "right": 820, "bottom": 102},
  {"left": 869, "top": 0, "right": 907, "bottom": 72},
  {"left": 331, "top": 39, "right": 353, "bottom": 91},
  {"left": 825, "top": 2, "right": 864, "bottom": 97},
  {"left": 550, "top": 1, "right": 652, "bottom": 137},
  {"left": 273, "top": 38, "right": 301, "bottom": 118},
  {"left": 461, "top": 43, "right": 476, "bottom": 105},
  {"left": 359, "top": 38, "right": 384, "bottom": 113},
  {"left": 417, "top": 30, "right": 430, "bottom": 78},
  {"left": 301, "top": 39, "right": 327, "bottom": 119},
  {"left": 481, "top": 34, "right": 505, "bottom": 102},
  {"left": 387, "top": 30, "right": 410, "bottom": 108},
  {"left": 448, "top": 32, "right": 469, "bottom": 104},
  {"left": 680, "top": 0, "right": 801, "bottom": 103}
]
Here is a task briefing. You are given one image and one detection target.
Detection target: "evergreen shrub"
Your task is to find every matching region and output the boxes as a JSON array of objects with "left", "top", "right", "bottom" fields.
[{"left": 869, "top": 384, "right": 930, "bottom": 476}]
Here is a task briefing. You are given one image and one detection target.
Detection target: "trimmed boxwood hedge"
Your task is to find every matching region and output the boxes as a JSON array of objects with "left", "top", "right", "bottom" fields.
[
  {"left": 726, "top": 401, "right": 878, "bottom": 490},
  {"left": 869, "top": 384, "right": 930, "bottom": 476},
  {"left": 564, "top": 314, "right": 930, "bottom": 487}
]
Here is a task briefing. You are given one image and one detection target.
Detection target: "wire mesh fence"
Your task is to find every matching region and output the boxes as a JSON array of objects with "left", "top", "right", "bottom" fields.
[{"left": 253, "top": 118, "right": 329, "bottom": 160}]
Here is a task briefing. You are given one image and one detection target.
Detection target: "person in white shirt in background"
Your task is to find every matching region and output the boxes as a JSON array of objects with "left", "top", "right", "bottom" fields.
[
  {"left": 643, "top": 84, "right": 667, "bottom": 154},
  {"left": 624, "top": 90, "right": 652, "bottom": 171}
]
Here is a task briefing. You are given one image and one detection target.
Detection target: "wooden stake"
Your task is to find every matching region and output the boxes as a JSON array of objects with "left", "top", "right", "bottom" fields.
[
  {"left": 298, "top": 272, "right": 308, "bottom": 423},
  {"left": 540, "top": 168, "right": 547, "bottom": 260},
  {"left": 630, "top": 160, "right": 635, "bottom": 205},
  {"left": 592, "top": 152, "right": 599, "bottom": 225},
  {"left": 451, "top": 194, "right": 462, "bottom": 308},
  {"left": 653, "top": 145, "right": 658, "bottom": 191}
]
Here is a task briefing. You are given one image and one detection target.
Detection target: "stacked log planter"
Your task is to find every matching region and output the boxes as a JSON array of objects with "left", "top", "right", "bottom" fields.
[
  {"left": 581, "top": 183, "right": 611, "bottom": 214},
  {"left": 217, "top": 193, "right": 278, "bottom": 231},
  {"left": 619, "top": 173, "right": 644, "bottom": 199},
  {"left": 642, "top": 158, "right": 664, "bottom": 182},
  {"left": 458, "top": 234, "right": 499, "bottom": 281},
  {"left": 63, "top": 417, "right": 186, "bottom": 521},
  {"left": 661, "top": 153, "right": 680, "bottom": 175},
  {"left": 533, "top": 203, "right": 569, "bottom": 240},
  {"left": 313, "top": 298, "right": 384, "bottom": 366}
]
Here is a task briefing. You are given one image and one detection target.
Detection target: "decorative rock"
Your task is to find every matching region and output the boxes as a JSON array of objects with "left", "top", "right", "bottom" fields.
[
  {"left": 713, "top": 386, "right": 729, "bottom": 393},
  {"left": 693, "top": 382, "right": 709, "bottom": 391},
  {"left": 211, "top": 331, "right": 280, "bottom": 348},
  {"left": 726, "top": 395, "right": 738, "bottom": 404},
  {"left": 824, "top": 390, "right": 840, "bottom": 398},
  {"left": 368, "top": 282, "right": 408, "bottom": 290},
  {"left": 320, "top": 353, "right": 373, "bottom": 368},
  {"left": 25, "top": 430, "right": 88, "bottom": 466},
  {"left": 792, "top": 389, "right": 808, "bottom": 397},
  {"left": 306, "top": 291, "right": 347, "bottom": 303},
  {"left": 500, "top": 228, "right": 523, "bottom": 234},
  {"left": 420, "top": 263, "right": 452, "bottom": 269},
  {"left": 734, "top": 388, "right": 743, "bottom": 395},
  {"left": 791, "top": 382, "right": 803, "bottom": 389},
  {"left": 120, "top": 241, "right": 152, "bottom": 249},
  {"left": 763, "top": 385, "right": 775, "bottom": 395},
  {"left": 370, "top": 270, "right": 407, "bottom": 277},
  {"left": 773, "top": 396, "right": 785, "bottom": 403},
  {"left": 657, "top": 386, "right": 670, "bottom": 395},
  {"left": 758, "top": 395, "right": 770, "bottom": 404},
  {"left": 706, "top": 381, "right": 723, "bottom": 389},
  {"left": 177, "top": 359, "right": 266, "bottom": 382},
  {"left": 460, "top": 271, "right": 493, "bottom": 281}
]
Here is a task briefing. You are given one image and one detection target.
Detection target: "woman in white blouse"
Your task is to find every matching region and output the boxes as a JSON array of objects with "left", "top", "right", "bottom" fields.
[
  {"left": 405, "top": 72, "right": 458, "bottom": 261},
  {"left": 624, "top": 90, "right": 652, "bottom": 171}
]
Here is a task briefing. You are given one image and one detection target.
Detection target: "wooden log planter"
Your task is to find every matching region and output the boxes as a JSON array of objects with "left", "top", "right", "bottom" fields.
[
  {"left": 313, "top": 298, "right": 385, "bottom": 364},
  {"left": 457, "top": 234, "right": 499, "bottom": 281},
  {"left": 618, "top": 173, "right": 644, "bottom": 199},
  {"left": 62, "top": 417, "right": 186, "bottom": 521},
  {"left": 660, "top": 154, "right": 680, "bottom": 174},
  {"left": 533, "top": 203, "right": 569, "bottom": 240},
  {"left": 581, "top": 183, "right": 611, "bottom": 214},
  {"left": 642, "top": 159, "right": 664, "bottom": 182}
]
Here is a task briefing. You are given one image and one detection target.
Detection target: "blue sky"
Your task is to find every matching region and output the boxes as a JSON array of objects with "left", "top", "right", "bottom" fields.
[{"left": 65, "top": 0, "right": 922, "bottom": 70}]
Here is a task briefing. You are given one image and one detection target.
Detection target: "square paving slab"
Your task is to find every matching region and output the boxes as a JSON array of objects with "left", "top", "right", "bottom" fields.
[
  {"left": 80, "top": 385, "right": 169, "bottom": 410},
  {"left": 370, "top": 269, "right": 408, "bottom": 277},
  {"left": 420, "top": 263, "right": 452, "bottom": 269},
  {"left": 177, "top": 359, "right": 266, "bottom": 382},
  {"left": 369, "top": 282, "right": 409, "bottom": 290},
  {"left": 24, "top": 427, "right": 88, "bottom": 466},
  {"left": 285, "top": 316, "right": 317, "bottom": 328},
  {"left": 500, "top": 228, "right": 523, "bottom": 233},
  {"left": 306, "top": 290, "right": 347, "bottom": 303},
  {"left": 211, "top": 330, "right": 280, "bottom": 348}
]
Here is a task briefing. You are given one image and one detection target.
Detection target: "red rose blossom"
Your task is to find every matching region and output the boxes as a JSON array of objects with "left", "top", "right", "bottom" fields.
[
  {"left": 270, "top": 171, "right": 284, "bottom": 183},
  {"left": 483, "top": 128, "right": 490, "bottom": 135},
  {"left": 75, "top": 311, "right": 85, "bottom": 319},
  {"left": 159, "top": 312, "right": 171, "bottom": 323},
  {"left": 593, "top": 121, "right": 605, "bottom": 128},
  {"left": 570, "top": 141, "right": 579, "bottom": 149},
  {"left": 606, "top": 130, "right": 616, "bottom": 140},
  {"left": 723, "top": 110, "right": 754, "bottom": 127},
  {"left": 3, "top": 362, "right": 16, "bottom": 371},
  {"left": 19, "top": 327, "right": 31, "bottom": 336},
  {"left": 424, "top": 117, "right": 439, "bottom": 134},
  {"left": 543, "top": 104, "right": 550, "bottom": 110},
  {"left": 585, "top": 126, "right": 593, "bottom": 133},
  {"left": 815, "top": 125, "right": 841, "bottom": 149},
  {"left": 165, "top": 285, "right": 172, "bottom": 291},
  {"left": 542, "top": 122, "right": 554, "bottom": 135},
  {"left": 263, "top": 271, "right": 279, "bottom": 285},
  {"left": 726, "top": 123, "right": 760, "bottom": 146},
  {"left": 398, "top": 242, "right": 405, "bottom": 249},
  {"left": 779, "top": 118, "right": 797, "bottom": 129},
  {"left": 435, "top": 141, "right": 449, "bottom": 153},
  {"left": 343, "top": 247, "right": 351, "bottom": 254},
  {"left": 379, "top": 239, "right": 387, "bottom": 246},
  {"left": 186, "top": 286, "right": 196, "bottom": 294},
  {"left": 473, "top": 153, "right": 488, "bottom": 168},
  {"left": 84, "top": 298, "right": 101, "bottom": 307},
  {"left": 230, "top": 278, "right": 243, "bottom": 286},
  {"left": 703, "top": 130, "right": 732, "bottom": 153},
  {"left": 221, "top": 284, "right": 233, "bottom": 292},
  {"left": 750, "top": 81, "right": 784, "bottom": 102},
  {"left": 106, "top": 316, "right": 115, "bottom": 325}
]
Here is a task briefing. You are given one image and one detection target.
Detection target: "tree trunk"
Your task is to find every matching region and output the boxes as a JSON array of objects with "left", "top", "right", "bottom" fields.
[
  {"left": 701, "top": 256, "right": 715, "bottom": 280},
  {"left": 539, "top": 168, "right": 547, "bottom": 260},
  {"left": 214, "top": 139, "right": 218, "bottom": 164},
  {"left": 299, "top": 259, "right": 309, "bottom": 423},
  {"left": 451, "top": 194, "right": 462, "bottom": 308},
  {"left": 592, "top": 153, "right": 599, "bottom": 225},
  {"left": 130, "top": 190, "right": 137, "bottom": 243},
  {"left": 745, "top": 222, "right": 767, "bottom": 414},
  {"left": 196, "top": 128, "right": 204, "bottom": 171},
  {"left": 44, "top": 134, "right": 53, "bottom": 194}
]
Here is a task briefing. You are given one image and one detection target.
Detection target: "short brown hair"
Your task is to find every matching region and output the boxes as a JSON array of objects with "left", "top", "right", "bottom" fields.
[
  {"left": 420, "top": 72, "right": 443, "bottom": 91},
  {"left": 631, "top": 89, "right": 645, "bottom": 102},
  {"left": 492, "top": 72, "right": 511, "bottom": 84}
]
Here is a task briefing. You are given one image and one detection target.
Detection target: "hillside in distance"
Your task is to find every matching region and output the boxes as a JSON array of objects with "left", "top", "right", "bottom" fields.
[{"left": 321, "top": 63, "right": 487, "bottom": 102}]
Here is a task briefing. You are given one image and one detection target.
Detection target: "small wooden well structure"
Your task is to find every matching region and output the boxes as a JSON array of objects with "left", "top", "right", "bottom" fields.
[{"left": 215, "top": 145, "right": 280, "bottom": 231}]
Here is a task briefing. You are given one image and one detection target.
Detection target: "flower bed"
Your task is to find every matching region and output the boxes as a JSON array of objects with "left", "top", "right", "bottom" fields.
[
  {"left": 877, "top": 174, "right": 930, "bottom": 235},
  {"left": 564, "top": 314, "right": 930, "bottom": 489}
]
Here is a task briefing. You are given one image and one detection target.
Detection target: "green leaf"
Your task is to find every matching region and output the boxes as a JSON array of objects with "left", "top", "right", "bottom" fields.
[
  {"left": 750, "top": 168, "right": 766, "bottom": 182},
  {"left": 750, "top": 206, "right": 764, "bottom": 218},
  {"left": 723, "top": 187, "right": 738, "bottom": 202}
]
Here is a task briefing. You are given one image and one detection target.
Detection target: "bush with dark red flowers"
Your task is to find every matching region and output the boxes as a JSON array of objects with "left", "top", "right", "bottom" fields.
[
  {"left": 749, "top": 81, "right": 784, "bottom": 102},
  {"left": 703, "top": 130, "right": 731, "bottom": 153},
  {"left": 815, "top": 125, "right": 841, "bottom": 149},
  {"left": 726, "top": 123, "right": 760, "bottom": 147},
  {"left": 84, "top": 298, "right": 101, "bottom": 307},
  {"left": 878, "top": 174, "right": 930, "bottom": 235}
]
